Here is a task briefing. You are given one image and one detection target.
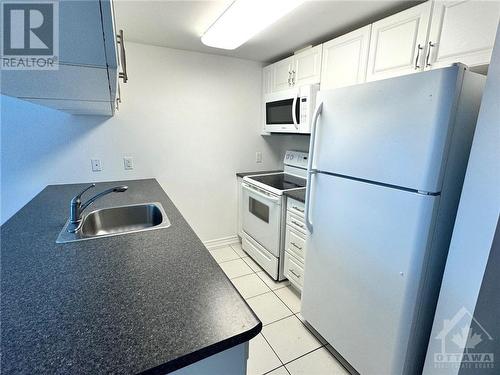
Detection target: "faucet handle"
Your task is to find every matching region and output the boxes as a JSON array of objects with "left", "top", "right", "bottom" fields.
[{"left": 71, "top": 183, "right": 96, "bottom": 203}]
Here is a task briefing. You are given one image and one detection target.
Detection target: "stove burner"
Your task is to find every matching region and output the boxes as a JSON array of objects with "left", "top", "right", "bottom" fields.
[{"left": 248, "top": 173, "right": 306, "bottom": 191}]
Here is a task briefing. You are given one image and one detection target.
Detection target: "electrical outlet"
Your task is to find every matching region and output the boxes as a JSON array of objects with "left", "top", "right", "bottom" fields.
[
  {"left": 123, "top": 157, "right": 134, "bottom": 170},
  {"left": 91, "top": 159, "right": 102, "bottom": 172},
  {"left": 256, "top": 152, "right": 263, "bottom": 163}
]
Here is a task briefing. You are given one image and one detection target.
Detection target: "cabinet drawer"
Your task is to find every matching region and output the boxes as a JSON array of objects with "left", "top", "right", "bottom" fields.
[
  {"left": 285, "top": 226, "right": 307, "bottom": 262},
  {"left": 287, "top": 211, "right": 307, "bottom": 235},
  {"left": 242, "top": 233, "right": 279, "bottom": 280},
  {"left": 287, "top": 198, "right": 305, "bottom": 218},
  {"left": 284, "top": 252, "right": 305, "bottom": 291}
]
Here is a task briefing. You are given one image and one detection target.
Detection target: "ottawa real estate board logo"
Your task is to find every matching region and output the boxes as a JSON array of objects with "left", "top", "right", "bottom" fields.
[
  {"left": 2, "top": 1, "right": 59, "bottom": 69},
  {"left": 433, "top": 307, "right": 494, "bottom": 370}
]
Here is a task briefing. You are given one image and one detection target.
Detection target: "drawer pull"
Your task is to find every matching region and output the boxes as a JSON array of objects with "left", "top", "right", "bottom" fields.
[
  {"left": 290, "top": 241, "right": 302, "bottom": 250},
  {"left": 293, "top": 206, "right": 304, "bottom": 213},
  {"left": 291, "top": 220, "right": 305, "bottom": 228},
  {"left": 289, "top": 269, "right": 301, "bottom": 279}
]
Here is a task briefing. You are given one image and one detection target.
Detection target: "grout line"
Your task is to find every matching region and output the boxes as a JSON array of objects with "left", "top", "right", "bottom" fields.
[
  {"left": 261, "top": 332, "right": 286, "bottom": 368},
  {"left": 281, "top": 346, "right": 325, "bottom": 367},
  {"left": 260, "top": 312, "right": 295, "bottom": 328},
  {"left": 234, "top": 244, "right": 347, "bottom": 374},
  {"left": 216, "top": 256, "right": 243, "bottom": 265}
]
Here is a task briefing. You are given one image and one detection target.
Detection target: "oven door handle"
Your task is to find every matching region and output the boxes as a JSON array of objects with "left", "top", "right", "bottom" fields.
[
  {"left": 292, "top": 93, "right": 299, "bottom": 129},
  {"left": 243, "top": 183, "right": 280, "bottom": 203}
]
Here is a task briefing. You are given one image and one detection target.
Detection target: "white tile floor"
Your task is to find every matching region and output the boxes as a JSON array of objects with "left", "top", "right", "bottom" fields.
[{"left": 209, "top": 243, "right": 350, "bottom": 375}]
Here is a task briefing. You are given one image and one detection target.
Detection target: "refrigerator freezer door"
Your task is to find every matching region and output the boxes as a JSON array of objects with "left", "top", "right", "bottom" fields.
[
  {"left": 313, "top": 66, "right": 462, "bottom": 193},
  {"left": 301, "top": 173, "right": 439, "bottom": 374}
]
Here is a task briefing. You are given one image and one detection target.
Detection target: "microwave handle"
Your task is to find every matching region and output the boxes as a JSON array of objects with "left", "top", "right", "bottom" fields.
[
  {"left": 292, "top": 93, "right": 299, "bottom": 129},
  {"left": 305, "top": 101, "right": 323, "bottom": 234}
]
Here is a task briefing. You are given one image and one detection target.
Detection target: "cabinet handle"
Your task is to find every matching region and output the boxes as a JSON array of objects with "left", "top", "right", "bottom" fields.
[
  {"left": 425, "top": 41, "right": 435, "bottom": 68},
  {"left": 288, "top": 71, "right": 292, "bottom": 86},
  {"left": 291, "top": 70, "right": 296, "bottom": 86},
  {"left": 290, "top": 241, "right": 302, "bottom": 250},
  {"left": 289, "top": 269, "right": 301, "bottom": 279},
  {"left": 291, "top": 220, "right": 305, "bottom": 229},
  {"left": 116, "top": 84, "right": 121, "bottom": 110},
  {"left": 117, "top": 30, "right": 128, "bottom": 83},
  {"left": 293, "top": 206, "right": 304, "bottom": 213},
  {"left": 414, "top": 44, "right": 423, "bottom": 70}
]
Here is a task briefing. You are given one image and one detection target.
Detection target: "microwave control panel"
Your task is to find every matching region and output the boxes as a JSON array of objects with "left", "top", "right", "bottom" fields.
[{"left": 300, "top": 98, "right": 308, "bottom": 124}]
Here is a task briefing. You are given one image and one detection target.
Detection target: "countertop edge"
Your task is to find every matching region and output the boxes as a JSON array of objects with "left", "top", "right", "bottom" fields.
[
  {"left": 142, "top": 321, "right": 262, "bottom": 374},
  {"left": 236, "top": 170, "right": 282, "bottom": 178}
]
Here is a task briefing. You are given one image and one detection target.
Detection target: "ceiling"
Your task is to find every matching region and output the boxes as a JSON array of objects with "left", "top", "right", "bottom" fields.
[{"left": 115, "top": 0, "right": 421, "bottom": 63}]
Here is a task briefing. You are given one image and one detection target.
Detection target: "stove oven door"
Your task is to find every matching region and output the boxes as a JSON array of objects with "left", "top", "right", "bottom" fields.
[{"left": 242, "top": 183, "right": 282, "bottom": 257}]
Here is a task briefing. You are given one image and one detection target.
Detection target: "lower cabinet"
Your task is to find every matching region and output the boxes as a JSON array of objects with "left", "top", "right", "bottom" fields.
[{"left": 284, "top": 197, "right": 307, "bottom": 292}]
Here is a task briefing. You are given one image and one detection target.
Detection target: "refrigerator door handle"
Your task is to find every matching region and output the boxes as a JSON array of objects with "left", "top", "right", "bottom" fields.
[
  {"left": 305, "top": 101, "right": 323, "bottom": 233},
  {"left": 305, "top": 170, "right": 317, "bottom": 233}
]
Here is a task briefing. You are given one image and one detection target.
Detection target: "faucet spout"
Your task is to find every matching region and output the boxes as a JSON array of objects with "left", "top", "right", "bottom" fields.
[{"left": 68, "top": 184, "right": 128, "bottom": 232}]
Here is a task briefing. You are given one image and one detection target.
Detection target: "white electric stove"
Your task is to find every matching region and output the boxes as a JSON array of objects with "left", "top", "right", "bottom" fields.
[{"left": 241, "top": 151, "right": 308, "bottom": 280}]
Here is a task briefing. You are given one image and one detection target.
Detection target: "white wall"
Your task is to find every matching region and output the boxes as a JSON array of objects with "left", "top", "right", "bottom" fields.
[
  {"left": 423, "top": 26, "right": 500, "bottom": 375},
  {"left": 0, "top": 42, "right": 294, "bottom": 241}
]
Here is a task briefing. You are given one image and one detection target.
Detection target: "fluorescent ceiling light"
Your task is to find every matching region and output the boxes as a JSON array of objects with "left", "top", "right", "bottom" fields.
[{"left": 201, "top": 0, "right": 304, "bottom": 50}]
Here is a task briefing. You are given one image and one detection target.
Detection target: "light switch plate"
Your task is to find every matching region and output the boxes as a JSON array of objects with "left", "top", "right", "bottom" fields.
[
  {"left": 91, "top": 159, "right": 102, "bottom": 172},
  {"left": 256, "top": 152, "right": 263, "bottom": 163},
  {"left": 123, "top": 157, "right": 134, "bottom": 170}
]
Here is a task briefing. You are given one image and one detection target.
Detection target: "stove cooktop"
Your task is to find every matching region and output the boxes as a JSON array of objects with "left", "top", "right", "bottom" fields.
[{"left": 248, "top": 173, "right": 306, "bottom": 191}]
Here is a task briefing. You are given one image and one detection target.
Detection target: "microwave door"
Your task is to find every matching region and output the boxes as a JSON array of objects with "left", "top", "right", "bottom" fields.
[{"left": 266, "top": 98, "right": 294, "bottom": 125}]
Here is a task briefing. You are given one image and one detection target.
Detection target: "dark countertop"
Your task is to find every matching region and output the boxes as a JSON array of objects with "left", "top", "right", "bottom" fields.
[
  {"left": 236, "top": 170, "right": 282, "bottom": 178},
  {"left": 284, "top": 188, "right": 306, "bottom": 203},
  {"left": 1, "top": 179, "right": 261, "bottom": 374}
]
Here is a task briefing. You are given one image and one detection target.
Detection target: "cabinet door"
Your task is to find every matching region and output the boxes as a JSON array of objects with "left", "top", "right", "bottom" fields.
[
  {"left": 25, "top": 98, "right": 113, "bottom": 115},
  {"left": 1, "top": 64, "right": 111, "bottom": 101},
  {"left": 262, "top": 65, "right": 274, "bottom": 94},
  {"left": 272, "top": 56, "right": 294, "bottom": 91},
  {"left": 366, "top": 1, "right": 432, "bottom": 81},
  {"left": 293, "top": 45, "right": 323, "bottom": 86},
  {"left": 58, "top": 0, "right": 107, "bottom": 67},
  {"left": 321, "top": 25, "right": 371, "bottom": 90},
  {"left": 426, "top": 0, "right": 500, "bottom": 69}
]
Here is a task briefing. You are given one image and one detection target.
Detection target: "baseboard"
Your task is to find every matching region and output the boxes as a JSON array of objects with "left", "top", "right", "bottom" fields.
[{"left": 204, "top": 235, "right": 241, "bottom": 250}]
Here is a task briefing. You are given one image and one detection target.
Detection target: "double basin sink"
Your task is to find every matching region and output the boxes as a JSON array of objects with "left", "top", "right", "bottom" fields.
[{"left": 56, "top": 202, "right": 171, "bottom": 243}]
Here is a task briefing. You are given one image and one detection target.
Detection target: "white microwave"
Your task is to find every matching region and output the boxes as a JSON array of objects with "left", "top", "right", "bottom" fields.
[{"left": 263, "top": 84, "right": 319, "bottom": 134}]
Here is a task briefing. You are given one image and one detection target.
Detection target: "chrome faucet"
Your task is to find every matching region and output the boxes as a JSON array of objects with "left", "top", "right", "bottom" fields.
[{"left": 68, "top": 183, "right": 128, "bottom": 232}]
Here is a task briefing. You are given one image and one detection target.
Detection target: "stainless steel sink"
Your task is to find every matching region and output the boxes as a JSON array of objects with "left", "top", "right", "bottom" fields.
[{"left": 56, "top": 202, "right": 171, "bottom": 243}]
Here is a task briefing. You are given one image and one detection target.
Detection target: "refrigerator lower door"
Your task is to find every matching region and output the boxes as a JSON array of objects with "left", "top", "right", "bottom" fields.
[{"left": 301, "top": 173, "right": 439, "bottom": 374}]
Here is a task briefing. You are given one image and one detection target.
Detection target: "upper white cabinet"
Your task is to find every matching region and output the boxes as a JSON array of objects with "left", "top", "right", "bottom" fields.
[
  {"left": 293, "top": 45, "right": 323, "bottom": 87},
  {"left": 272, "top": 56, "right": 295, "bottom": 91},
  {"left": 0, "top": 0, "right": 124, "bottom": 116},
  {"left": 262, "top": 0, "right": 498, "bottom": 101},
  {"left": 270, "top": 45, "right": 322, "bottom": 92},
  {"left": 321, "top": 25, "right": 372, "bottom": 90},
  {"left": 426, "top": 0, "right": 500, "bottom": 69},
  {"left": 262, "top": 65, "right": 274, "bottom": 95},
  {"left": 366, "top": 2, "right": 432, "bottom": 81}
]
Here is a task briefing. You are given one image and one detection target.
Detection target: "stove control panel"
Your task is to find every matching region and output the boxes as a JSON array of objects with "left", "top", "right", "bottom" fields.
[{"left": 284, "top": 150, "right": 309, "bottom": 169}]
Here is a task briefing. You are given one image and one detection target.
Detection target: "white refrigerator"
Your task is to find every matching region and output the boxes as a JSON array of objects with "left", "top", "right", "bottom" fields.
[{"left": 301, "top": 65, "right": 485, "bottom": 375}]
